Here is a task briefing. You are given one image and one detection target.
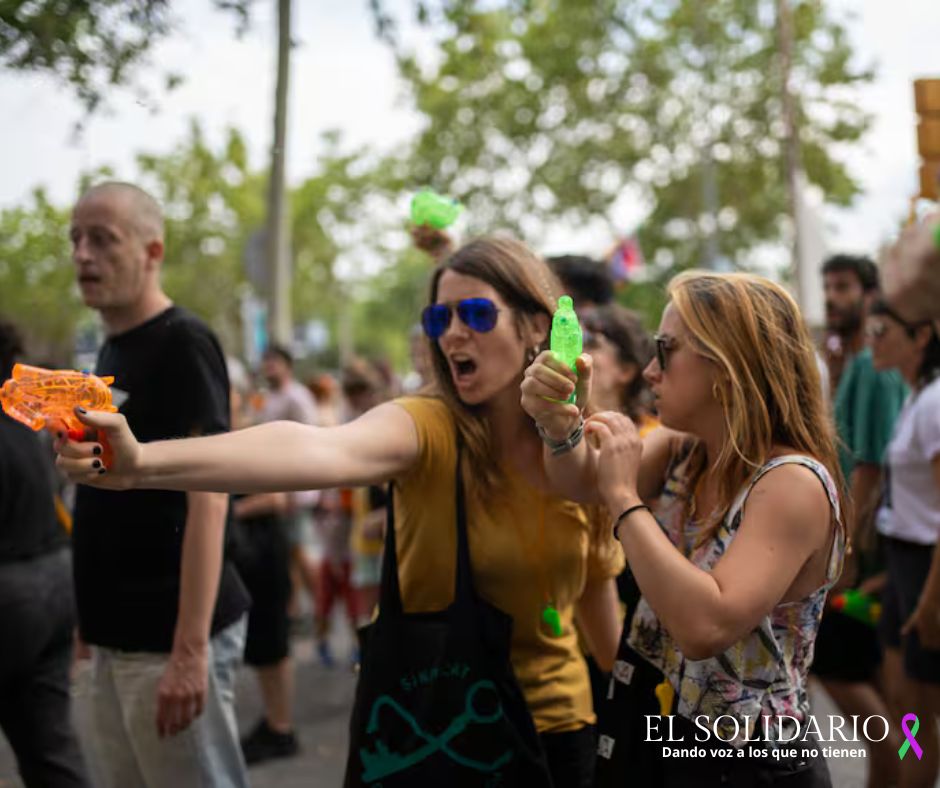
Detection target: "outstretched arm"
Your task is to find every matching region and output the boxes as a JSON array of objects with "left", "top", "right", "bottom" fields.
[{"left": 56, "top": 401, "right": 420, "bottom": 494}]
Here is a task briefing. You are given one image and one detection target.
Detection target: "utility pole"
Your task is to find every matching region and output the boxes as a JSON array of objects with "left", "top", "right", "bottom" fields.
[
  {"left": 777, "top": 0, "right": 805, "bottom": 302},
  {"left": 266, "top": 0, "right": 292, "bottom": 344}
]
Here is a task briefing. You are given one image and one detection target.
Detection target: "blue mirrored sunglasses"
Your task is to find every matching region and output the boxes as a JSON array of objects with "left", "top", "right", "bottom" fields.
[{"left": 421, "top": 298, "right": 500, "bottom": 339}]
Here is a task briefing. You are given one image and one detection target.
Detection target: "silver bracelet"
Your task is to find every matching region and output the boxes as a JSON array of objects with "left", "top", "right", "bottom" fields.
[{"left": 537, "top": 418, "right": 585, "bottom": 456}]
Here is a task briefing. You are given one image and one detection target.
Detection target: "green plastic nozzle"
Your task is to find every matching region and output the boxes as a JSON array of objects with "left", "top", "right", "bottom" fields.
[
  {"left": 410, "top": 188, "right": 463, "bottom": 229},
  {"left": 550, "top": 295, "right": 582, "bottom": 404},
  {"left": 831, "top": 589, "right": 881, "bottom": 627},
  {"left": 542, "top": 604, "right": 563, "bottom": 638}
]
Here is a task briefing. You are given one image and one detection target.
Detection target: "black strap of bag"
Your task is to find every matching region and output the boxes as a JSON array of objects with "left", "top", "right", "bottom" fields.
[{"left": 379, "top": 447, "right": 474, "bottom": 617}]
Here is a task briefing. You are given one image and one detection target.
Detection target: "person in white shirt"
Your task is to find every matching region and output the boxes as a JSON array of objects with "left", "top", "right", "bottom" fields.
[{"left": 869, "top": 299, "right": 940, "bottom": 788}]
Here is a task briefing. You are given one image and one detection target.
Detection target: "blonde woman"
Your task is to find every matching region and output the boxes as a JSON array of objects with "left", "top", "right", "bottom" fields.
[{"left": 522, "top": 272, "right": 846, "bottom": 786}]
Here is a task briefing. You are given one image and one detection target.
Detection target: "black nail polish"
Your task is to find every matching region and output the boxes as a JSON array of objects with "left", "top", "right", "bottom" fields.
[
  {"left": 92, "top": 459, "right": 101, "bottom": 469},
  {"left": 77, "top": 407, "right": 87, "bottom": 414},
  {"left": 93, "top": 445, "right": 102, "bottom": 456},
  {"left": 98, "top": 468, "right": 106, "bottom": 475}
]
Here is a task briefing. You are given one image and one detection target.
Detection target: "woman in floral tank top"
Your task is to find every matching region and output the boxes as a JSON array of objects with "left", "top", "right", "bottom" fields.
[{"left": 522, "top": 271, "right": 846, "bottom": 786}]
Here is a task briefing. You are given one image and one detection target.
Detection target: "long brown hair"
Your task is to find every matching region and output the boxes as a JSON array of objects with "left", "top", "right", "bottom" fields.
[
  {"left": 423, "top": 237, "right": 562, "bottom": 493},
  {"left": 668, "top": 271, "right": 845, "bottom": 540}
]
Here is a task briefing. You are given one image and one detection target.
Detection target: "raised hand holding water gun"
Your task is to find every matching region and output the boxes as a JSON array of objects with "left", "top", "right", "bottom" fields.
[
  {"left": 520, "top": 294, "right": 592, "bottom": 444},
  {"left": 410, "top": 189, "right": 462, "bottom": 264},
  {"left": 1, "top": 363, "right": 118, "bottom": 466},
  {"left": 410, "top": 188, "right": 463, "bottom": 230}
]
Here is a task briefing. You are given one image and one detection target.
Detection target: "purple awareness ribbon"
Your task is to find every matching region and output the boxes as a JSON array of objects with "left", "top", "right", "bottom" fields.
[{"left": 899, "top": 714, "right": 923, "bottom": 761}]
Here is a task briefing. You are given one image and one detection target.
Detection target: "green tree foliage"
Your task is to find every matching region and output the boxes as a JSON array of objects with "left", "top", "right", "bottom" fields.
[
  {"left": 135, "top": 121, "right": 264, "bottom": 350},
  {"left": 0, "top": 0, "right": 252, "bottom": 114},
  {"left": 0, "top": 189, "right": 82, "bottom": 363},
  {"left": 0, "top": 122, "right": 412, "bottom": 366},
  {"left": 123, "top": 125, "right": 405, "bottom": 360},
  {"left": 290, "top": 133, "right": 404, "bottom": 343},
  {"left": 351, "top": 247, "right": 434, "bottom": 369},
  {"left": 373, "top": 0, "right": 873, "bottom": 270}
]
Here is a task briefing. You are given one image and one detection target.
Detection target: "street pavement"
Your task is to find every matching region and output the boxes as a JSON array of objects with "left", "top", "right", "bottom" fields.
[{"left": 0, "top": 630, "right": 922, "bottom": 787}]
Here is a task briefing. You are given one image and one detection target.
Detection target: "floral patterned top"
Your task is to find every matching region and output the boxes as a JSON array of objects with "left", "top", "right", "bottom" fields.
[{"left": 627, "top": 448, "right": 845, "bottom": 747}]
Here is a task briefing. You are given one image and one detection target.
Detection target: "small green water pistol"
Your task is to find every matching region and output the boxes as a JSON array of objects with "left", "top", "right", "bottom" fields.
[{"left": 550, "top": 295, "right": 582, "bottom": 404}]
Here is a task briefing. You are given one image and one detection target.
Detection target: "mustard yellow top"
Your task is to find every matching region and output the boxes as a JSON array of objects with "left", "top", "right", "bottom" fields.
[
  {"left": 350, "top": 487, "right": 383, "bottom": 557},
  {"left": 638, "top": 413, "right": 660, "bottom": 439},
  {"left": 392, "top": 396, "right": 624, "bottom": 733}
]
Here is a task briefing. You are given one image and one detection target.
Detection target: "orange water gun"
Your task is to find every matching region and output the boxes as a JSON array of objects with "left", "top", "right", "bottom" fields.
[{"left": 0, "top": 363, "right": 116, "bottom": 465}]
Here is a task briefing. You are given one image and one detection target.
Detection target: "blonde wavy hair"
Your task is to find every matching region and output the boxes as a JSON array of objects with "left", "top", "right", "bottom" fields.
[{"left": 668, "top": 271, "right": 845, "bottom": 540}]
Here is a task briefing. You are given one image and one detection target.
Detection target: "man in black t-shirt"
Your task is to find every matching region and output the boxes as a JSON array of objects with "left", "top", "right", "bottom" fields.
[{"left": 69, "top": 182, "right": 250, "bottom": 787}]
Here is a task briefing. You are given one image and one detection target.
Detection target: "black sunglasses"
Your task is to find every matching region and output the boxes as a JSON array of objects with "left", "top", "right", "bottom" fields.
[
  {"left": 653, "top": 334, "right": 675, "bottom": 372},
  {"left": 421, "top": 298, "right": 501, "bottom": 340},
  {"left": 869, "top": 304, "right": 930, "bottom": 339}
]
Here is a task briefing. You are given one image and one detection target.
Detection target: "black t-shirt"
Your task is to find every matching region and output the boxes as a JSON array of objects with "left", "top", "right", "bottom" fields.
[
  {"left": 72, "top": 306, "right": 249, "bottom": 651},
  {"left": 0, "top": 414, "right": 66, "bottom": 564}
]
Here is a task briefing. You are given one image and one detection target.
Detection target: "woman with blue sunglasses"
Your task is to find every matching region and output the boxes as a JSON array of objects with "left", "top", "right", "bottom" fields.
[{"left": 56, "top": 236, "right": 624, "bottom": 787}]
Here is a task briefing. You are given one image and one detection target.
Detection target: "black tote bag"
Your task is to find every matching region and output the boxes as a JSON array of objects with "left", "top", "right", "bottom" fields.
[
  {"left": 593, "top": 568, "right": 666, "bottom": 787},
  {"left": 593, "top": 569, "right": 831, "bottom": 788},
  {"left": 343, "top": 450, "right": 553, "bottom": 788}
]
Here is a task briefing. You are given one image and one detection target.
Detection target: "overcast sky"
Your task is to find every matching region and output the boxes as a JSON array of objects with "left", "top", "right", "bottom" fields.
[{"left": 0, "top": 0, "right": 937, "bottom": 260}]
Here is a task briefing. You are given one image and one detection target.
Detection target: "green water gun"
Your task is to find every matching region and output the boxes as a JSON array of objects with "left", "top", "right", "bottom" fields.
[
  {"left": 410, "top": 188, "right": 463, "bottom": 229},
  {"left": 831, "top": 589, "right": 881, "bottom": 627},
  {"left": 550, "top": 295, "right": 582, "bottom": 404}
]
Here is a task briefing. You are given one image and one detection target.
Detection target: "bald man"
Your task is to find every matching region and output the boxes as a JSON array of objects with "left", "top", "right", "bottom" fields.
[{"left": 69, "top": 182, "right": 251, "bottom": 787}]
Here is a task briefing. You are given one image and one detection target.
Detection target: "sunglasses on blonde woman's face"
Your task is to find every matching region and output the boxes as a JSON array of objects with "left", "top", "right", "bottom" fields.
[
  {"left": 421, "top": 298, "right": 501, "bottom": 340},
  {"left": 653, "top": 334, "right": 677, "bottom": 372}
]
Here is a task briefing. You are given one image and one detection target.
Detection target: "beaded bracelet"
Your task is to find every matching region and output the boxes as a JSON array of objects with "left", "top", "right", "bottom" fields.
[{"left": 536, "top": 418, "right": 585, "bottom": 456}]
